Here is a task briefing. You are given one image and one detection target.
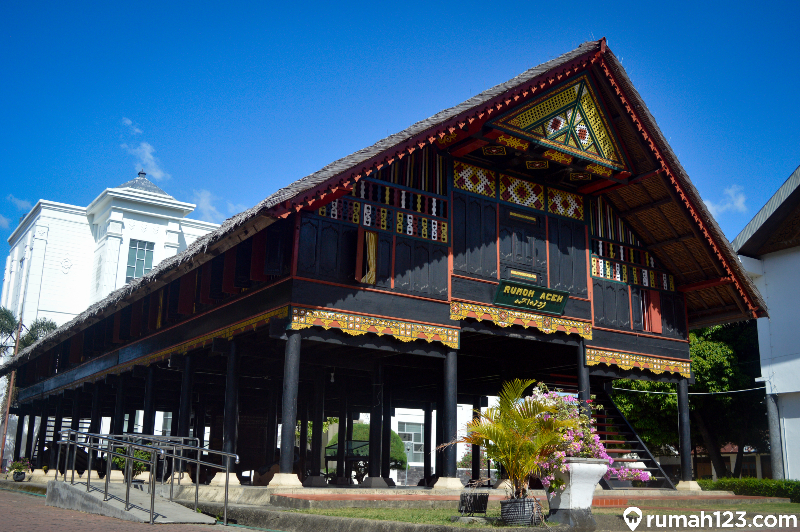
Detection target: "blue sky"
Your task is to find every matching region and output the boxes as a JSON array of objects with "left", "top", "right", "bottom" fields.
[{"left": 1, "top": 1, "right": 798, "bottom": 247}]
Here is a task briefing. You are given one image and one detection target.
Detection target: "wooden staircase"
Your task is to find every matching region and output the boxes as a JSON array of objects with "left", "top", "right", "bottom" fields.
[{"left": 592, "top": 390, "right": 675, "bottom": 490}]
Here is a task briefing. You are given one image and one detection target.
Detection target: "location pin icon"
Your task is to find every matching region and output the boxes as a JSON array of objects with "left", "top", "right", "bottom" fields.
[{"left": 623, "top": 507, "right": 643, "bottom": 531}]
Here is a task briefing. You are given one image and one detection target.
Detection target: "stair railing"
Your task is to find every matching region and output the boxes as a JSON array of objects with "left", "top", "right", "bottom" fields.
[
  {"left": 597, "top": 390, "right": 676, "bottom": 490},
  {"left": 55, "top": 430, "right": 239, "bottom": 525}
]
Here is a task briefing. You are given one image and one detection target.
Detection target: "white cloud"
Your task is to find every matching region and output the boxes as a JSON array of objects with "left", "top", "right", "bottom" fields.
[
  {"left": 192, "top": 189, "right": 226, "bottom": 223},
  {"left": 121, "top": 117, "right": 142, "bottom": 135},
  {"left": 0, "top": 214, "right": 9, "bottom": 229},
  {"left": 121, "top": 142, "right": 170, "bottom": 181},
  {"left": 704, "top": 185, "right": 747, "bottom": 218},
  {"left": 226, "top": 201, "right": 248, "bottom": 215},
  {"left": 7, "top": 194, "right": 32, "bottom": 211}
]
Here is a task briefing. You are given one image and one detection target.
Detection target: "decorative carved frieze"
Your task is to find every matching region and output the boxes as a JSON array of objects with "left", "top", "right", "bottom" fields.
[
  {"left": 585, "top": 348, "right": 691, "bottom": 378},
  {"left": 290, "top": 307, "right": 460, "bottom": 349},
  {"left": 450, "top": 302, "right": 592, "bottom": 340}
]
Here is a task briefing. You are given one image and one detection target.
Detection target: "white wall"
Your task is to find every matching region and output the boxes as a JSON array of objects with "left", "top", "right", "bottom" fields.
[
  {"left": 779, "top": 392, "right": 800, "bottom": 480},
  {"left": 740, "top": 249, "right": 800, "bottom": 480}
]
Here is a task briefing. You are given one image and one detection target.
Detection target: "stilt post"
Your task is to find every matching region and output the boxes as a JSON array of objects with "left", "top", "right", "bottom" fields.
[
  {"left": 279, "top": 329, "right": 301, "bottom": 474},
  {"left": 142, "top": 365, "right": 156, "bottom": 435},
  {"left": 222, "top": 340, "right": 239, "bottom": 469}
]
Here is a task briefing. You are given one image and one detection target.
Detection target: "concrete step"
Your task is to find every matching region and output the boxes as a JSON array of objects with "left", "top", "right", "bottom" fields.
[{"left": 44, "top": 480, "right": 216, "bottom": 524}]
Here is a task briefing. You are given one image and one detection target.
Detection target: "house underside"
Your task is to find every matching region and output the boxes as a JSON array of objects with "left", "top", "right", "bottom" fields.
[{"left": 1, "top": 39, "right": 766, "bottom": 490}]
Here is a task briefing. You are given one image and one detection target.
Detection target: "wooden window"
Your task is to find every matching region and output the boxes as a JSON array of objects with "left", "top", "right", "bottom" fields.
[
  {"left": 296, "top": 214, "right": 358, "bottom": 283},
  {"left": 592, "top": 279, "right": 630, "bottom": 330},
  {"left": 356, "top": 229, "right": 378, "bottom": 285},
  {"left": 548, "top": 218, "right": 588, "bottom": 296},
  {"left": 393, "top": 237, "right": 448, "bottom": 298},
  {"left": 642, "top": 289, "right": 662, "bottom": 334},
  {"left": 452, "top": 193, "right": 497, "bottom": 279}
]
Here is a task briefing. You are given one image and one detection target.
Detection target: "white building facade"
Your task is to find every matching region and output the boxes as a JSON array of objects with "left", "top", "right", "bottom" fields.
[
  {"left": 733, "top": 164, "right": 800, "bottom": 481},
  {"left": 1, "top": 171, "right": 218, "bottom": 327}
]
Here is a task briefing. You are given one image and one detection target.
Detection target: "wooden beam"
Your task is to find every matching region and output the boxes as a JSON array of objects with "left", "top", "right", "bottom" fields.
[
  {"left": 619, "top": 197, "right": 671, "bottom": 217},
  {"left": 578, "top": 179, "right": 618, "bottom": 195},
  {"left": 677, "top": 277, "right": 734, "bottom": 293},
  {"left": 592, "top": 169, "right": 661, "bottom": 196},
  {"left": 450, "top": 138, "right": 489, "bottom": 157},
  {"left": 649, "top": 233, "right": 694, "bottom": 248}
]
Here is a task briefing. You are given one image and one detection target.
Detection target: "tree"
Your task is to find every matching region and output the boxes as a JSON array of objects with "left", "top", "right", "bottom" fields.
[
  {"left": 19, "top": 317, "right": 58, "bottom": 349},
  {"left": 450, "top": 379, "right": 577, "bottom": 498},
  {"left": 327, "top": 423, "right": 407, "bottom": 483},
  {"left": 0, "top": 307, "right": 19, "bottom": 357},
  {"left": 614, "top": 321, "right": 767, "bottom": 478}
]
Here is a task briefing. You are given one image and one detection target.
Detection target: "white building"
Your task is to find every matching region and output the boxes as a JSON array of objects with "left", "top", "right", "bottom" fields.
[
  {"left": 0, "top": 172, "right": 218, "bottom": 461},
  {"left": 732, "top": 164, "right": 800, "bottom": 481},
  {"left": 1, "top": 171, "right": 218, "bottom": 327}
]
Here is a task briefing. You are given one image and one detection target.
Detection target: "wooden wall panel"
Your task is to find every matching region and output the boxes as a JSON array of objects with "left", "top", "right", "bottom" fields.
[
  {"left": 549, "top": 218, "right": 588, "bottom": 297},
  {"left": 453, "top": 193, "right": 497, "bottom": 279},
  {"left": 593, "top": 278, "right": 631, "bottom": 331}
]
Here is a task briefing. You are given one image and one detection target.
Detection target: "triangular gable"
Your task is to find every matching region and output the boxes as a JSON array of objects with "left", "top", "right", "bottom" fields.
[{"left": 491, "top": 75, "right": 627, "bottom": 172}]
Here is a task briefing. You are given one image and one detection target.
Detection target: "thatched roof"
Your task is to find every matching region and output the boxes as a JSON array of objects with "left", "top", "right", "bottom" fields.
[{"left": 1, "top": 39, "right": 766, "bottom": 376}]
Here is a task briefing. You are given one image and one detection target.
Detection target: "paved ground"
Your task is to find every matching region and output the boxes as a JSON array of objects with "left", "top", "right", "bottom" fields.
[{"left": 0, "top": 489, "right": 220, "bottom": 531}]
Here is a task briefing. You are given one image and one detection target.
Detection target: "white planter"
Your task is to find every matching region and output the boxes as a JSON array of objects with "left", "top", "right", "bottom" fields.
[{"left": 548, "top": 457, "right": 608, "bottom": 531}]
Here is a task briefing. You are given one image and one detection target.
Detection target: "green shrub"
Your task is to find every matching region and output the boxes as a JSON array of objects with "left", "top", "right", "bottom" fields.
[
  {"left": 699, "top": 477, "right": 800, "bottom": 503},
  {"left": 111, "top": 448, "right": 151, "bottom": 478}
]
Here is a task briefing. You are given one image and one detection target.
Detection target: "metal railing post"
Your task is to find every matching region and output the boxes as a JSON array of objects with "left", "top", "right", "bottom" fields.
[
  {"left": 194, "top": 449, "right": 200, "bottom": 513},
  {"left": 224, "top": 457, "right": 230, "bottom": 526},
  {"left": 169, "top": 444, "right": 176, "bottom": 502},
  {"left": 70, "top": 432, "right": 78, "bottom": 485},
  {"left": 124, "top": 445, "right": 132, "bottom": 512},
  {"left": 149, "top": 450, "right": 157, "bottom": 525},
  {"left": 104, "top": 438, "right": 112, "bottom": 501},
  {"left": 55, "top": 432, "right": 62, "bottom": 482},
  {"left": 86, "top": 435, "right": 93, "bottom": 493}
]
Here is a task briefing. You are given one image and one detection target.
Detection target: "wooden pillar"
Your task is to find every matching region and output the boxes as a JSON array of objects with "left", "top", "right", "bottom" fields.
[
  {"left": 471, "top": 395, "right": 481, "bottom": 481},
  {"left": 677, "top": 379, "right": 692, "bottom": 483},
  {"left": 193, "top": 394, "right": 206, "bottom": 444},
  {"left": 265, "top": 385, "right": 278, "bottom": 465},
  {"left": 35, "top": 401, "right": 48, "bottom": 468},
  {"left": 442, "top": 350, "right": 457, "bottom": 479},
  {"left": 577, "top": 341, "right": 591, "bottom": 415},
  {"left": 365, "top": 360, "right": 386, "bottom": 485},
  {"left": 50, "top": 397, "right": 64, "bottom": 470},
  {"left": 112, "top": 375, "right": 126, "bottom": 435},
  {"left": 89, "top": 384, "right": 102, "bottom": 434},
  {"left": 13, "top": 408, "right": 26, "bottom": 461},
  {"left": 68, "top": 396, "right": 80, "bottom": 470},
  {"left": 298, "top": 400, "right": 309, "bottom": 478},
  {"left": 381, "top": 385, "right": 392, "bottom": 480},
  {"left": 309, "top": 371, "right": 325, "bottom": 477},
  {"left": 279, "top": 329, "right": 301, "bottom": 475},
  {"left": 88, "top": 385, "right": 102, "bottom": 463},
  {"left": 223, "top": 340, "right": 239, "bottom": 468},
  {"left": 335, "top": 378, "right": 347, "bottom": 483},
  {"left": 423, "top": 402, "right": 432, "bottom": 482},
  {"left": 344, "top": 408, "right": 354, "bottom": 481},
  {"left": 142, "top": 365, "right": 156, "bottom": 435},
  {"left": 178, "top": 354, "right": 195, "bottom": 438},
  {"left": 125, "top": 407, "right": 137, "bottom": 433},
  {"left": 26, "top": 407, "right": 37, "bottom": 458}
]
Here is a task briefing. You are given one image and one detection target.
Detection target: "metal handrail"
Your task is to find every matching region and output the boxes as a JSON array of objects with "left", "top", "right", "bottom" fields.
[
  {"left": 56, "top": 429, "right": 164, "bottom": 524},
  {"left": 55, "top": 429, "right": 239, "bottom": 525}
]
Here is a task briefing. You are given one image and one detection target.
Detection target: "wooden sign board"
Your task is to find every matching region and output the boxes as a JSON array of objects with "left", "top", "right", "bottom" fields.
[{"left": 493, "top": 280, "right": 569, "bottom": 316}]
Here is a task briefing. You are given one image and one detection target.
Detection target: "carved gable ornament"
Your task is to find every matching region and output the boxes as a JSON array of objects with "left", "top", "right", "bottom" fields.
[{"left": 491, "top": 75, "right": 627, "bottom": 172}]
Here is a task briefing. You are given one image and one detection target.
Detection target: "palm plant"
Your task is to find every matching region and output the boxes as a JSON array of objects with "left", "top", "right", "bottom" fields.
[{"left": 451, "top": 379, "right": 579, "bottom": 498}]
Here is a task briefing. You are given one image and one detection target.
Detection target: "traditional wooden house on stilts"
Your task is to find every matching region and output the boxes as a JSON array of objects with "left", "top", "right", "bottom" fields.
[{"left": 1, "top": 39, "right": 766, "bottom": 490}]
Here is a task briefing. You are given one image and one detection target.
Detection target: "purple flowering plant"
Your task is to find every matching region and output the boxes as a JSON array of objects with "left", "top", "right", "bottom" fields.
[{"left": 529, "top": 384, "right": 651, "bottom": 492}]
